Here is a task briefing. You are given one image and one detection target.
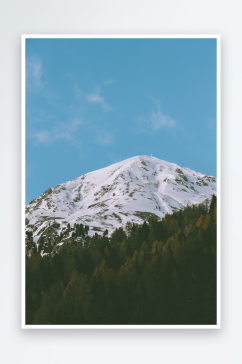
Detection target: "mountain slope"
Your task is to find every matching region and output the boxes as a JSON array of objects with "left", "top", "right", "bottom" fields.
[{"left": 25, "top": 155, "right": 216, "bottom": 250}]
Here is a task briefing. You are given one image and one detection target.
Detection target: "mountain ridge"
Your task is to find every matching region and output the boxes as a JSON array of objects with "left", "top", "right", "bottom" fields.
[{"left": 25, "top": 155, "right": 216, "bottom": 253}]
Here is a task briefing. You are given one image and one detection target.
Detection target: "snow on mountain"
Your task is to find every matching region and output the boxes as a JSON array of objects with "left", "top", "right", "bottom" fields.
[{"left": 25, "top": 155, "right": 216, "bottom": 244}]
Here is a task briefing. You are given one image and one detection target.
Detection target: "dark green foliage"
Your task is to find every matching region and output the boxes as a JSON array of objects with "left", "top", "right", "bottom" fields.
[{"left": 26, "top": 195, "right": 217, "bottom": 325}]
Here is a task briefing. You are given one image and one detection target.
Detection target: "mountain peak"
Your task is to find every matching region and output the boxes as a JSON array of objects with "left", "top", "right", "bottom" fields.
[{"left": 25, "top": 156, "right": 216, "bottom": 253}]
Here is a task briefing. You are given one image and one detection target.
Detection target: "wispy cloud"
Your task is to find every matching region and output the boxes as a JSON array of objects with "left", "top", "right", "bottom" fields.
[
  {"left": 31, "top": 118, "right": 83, "bottom": 145},
  {"left": 55, "top": 118, "right": 82, "bottom": 141},
  {"left": 87, "top": 88, "right": 112, "bottom": 111},
  {"left": 137, "top": 98, "right": 177, "bottom": 132},
  {"left": 26, "top": 56, "right": 42, "bottom": 90},
  {"left": 96, "top": 131, "right": 114, "bottom": 146},
  {"left": 33, "top": 130, "right": 51, "bottom": 143},
  {"left": 104, "top": 79, "right": 116, "bottom": 85},
  {"left": 150, "top": 107, "right": 176, "bottom": 130},
  {"left": 29, "top": 78, "right": 114, "bottom": 150}
]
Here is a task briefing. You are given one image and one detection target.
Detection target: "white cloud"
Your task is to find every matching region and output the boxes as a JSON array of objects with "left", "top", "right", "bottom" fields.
[
  {"left": 33, "top": 130, "right": 51, "bottom": 143},
  {"left": 104, "top": 79, "right": 116, "bottom": 85},
  {"left": 26, "top": 56, "right": 42, "bottom": 90},
  {"left": 150, "top": 107, "right": 176, "bottom": 130},
  {"left": 55, "top": 118, "right": 82, "bottom": 141},
  {"left": 96, "top": 131, "right": 114, "bottom": 146},
  {"left": 31, "top": 118, "right": 83, "bottom": 145},
  {"left": 87, "top": 89, "right": 112, "bottom": 111},
  {"left": 87, "top": 93, "right": 103, "bottom": 103},
  {"left": 137, "top": 98, "right": 177, "bottom": 132}
]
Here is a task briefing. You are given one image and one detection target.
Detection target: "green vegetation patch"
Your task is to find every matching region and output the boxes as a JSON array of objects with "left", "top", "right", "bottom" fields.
[
  {"left": 114, "top": 204, "right": 123, "bottom": 209},
  {"left": 40, "top": 216, "right": 64, "bottom": 221},
  {"left": 88, "top": 201, "right": 109, "bottom": 209},
  {"left": 92, "top": 226, "right": 102, "bottom": 232},
  {"left": 204, "top": 175, "right": 216, "bottom": 183},
  {"left": 112, "top": 212, "right": 122, "bottom": 223},
  {"left": 134, "top": 211, "right": 160, "bottom": 221},
  {"left": 196, "top": 177, "right": 208, "bottom": 187},
  {"left": 96, "top": 209, "right": 109, "bottom": 216},
  {"left": 25, "top": 196, "right": 217, "bottom": 325},
  {"left": 119, "top": 211, "right": 129, "bottom": 216},
  {"left": 42, "top": 188, "right": 53, "bottom": 196},
  {"left": 73, "top": 192, "right": 81, "bottom": 202},
  {"left": 176, "top": 168, "right": 188, "bottom": 183}
]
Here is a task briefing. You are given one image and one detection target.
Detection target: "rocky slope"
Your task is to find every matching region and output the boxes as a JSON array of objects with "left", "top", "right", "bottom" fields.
[{"left": 25, "top": 155, "right": 216, "bottom": 254}]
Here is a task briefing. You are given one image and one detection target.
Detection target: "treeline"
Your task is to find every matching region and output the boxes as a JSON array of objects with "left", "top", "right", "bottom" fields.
[{"left": 26, "top": 195, "right": 217, "bottom": 325}]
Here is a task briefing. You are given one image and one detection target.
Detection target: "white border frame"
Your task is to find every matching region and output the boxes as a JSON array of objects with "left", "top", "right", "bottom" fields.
[{"left": 21, "top": 34, "right": 221, "bottom": 329}]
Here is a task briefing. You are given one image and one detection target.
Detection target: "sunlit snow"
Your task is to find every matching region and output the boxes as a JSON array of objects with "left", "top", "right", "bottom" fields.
[{"left": 25, "top": 155, "right": 217, "bottom": 241}]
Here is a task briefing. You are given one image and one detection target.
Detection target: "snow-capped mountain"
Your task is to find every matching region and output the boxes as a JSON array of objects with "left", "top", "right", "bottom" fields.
[{"left": 25, "top": 156, "right": 216, "bottom": 249}]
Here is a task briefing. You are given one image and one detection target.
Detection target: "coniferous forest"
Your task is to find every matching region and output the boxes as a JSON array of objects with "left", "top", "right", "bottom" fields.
[{"left": 26, "top": 195, "right": 217, "bottom": 325}]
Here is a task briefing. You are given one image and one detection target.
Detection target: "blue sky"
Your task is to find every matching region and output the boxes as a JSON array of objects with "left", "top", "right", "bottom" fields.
[{"left": 25, "top": 37, "right": 217, "bottom": 204}]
